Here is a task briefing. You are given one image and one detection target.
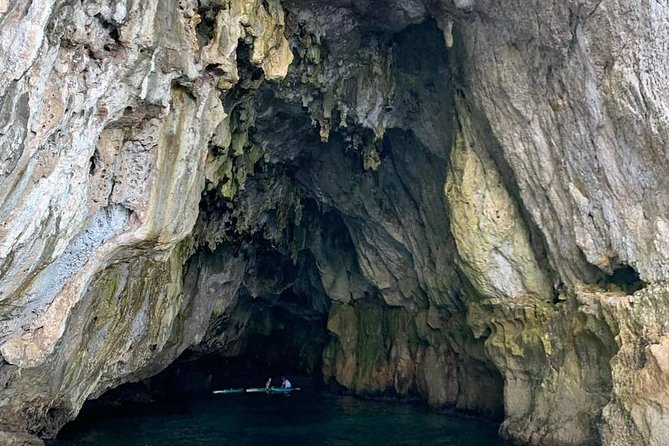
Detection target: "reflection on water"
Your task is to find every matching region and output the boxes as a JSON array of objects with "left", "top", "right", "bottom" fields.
[{"left": 51, "top": 392, "right": 511, "bottom": 446}]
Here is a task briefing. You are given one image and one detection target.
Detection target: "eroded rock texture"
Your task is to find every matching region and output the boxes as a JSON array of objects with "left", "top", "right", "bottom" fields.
[{"left": 0, "top": 0, "right": 668, "bottom": 445}]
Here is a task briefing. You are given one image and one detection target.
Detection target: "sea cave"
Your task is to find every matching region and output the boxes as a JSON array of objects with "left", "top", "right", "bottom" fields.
[{"left": 1, "top": 1, "right": 668, "bottom": 445}]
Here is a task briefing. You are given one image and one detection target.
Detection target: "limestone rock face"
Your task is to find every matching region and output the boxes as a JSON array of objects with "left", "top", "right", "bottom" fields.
[
  {"left": 446, "top": 98, "right": 551, "bottom": 303},
  {"left": 597, "top": 285, "right": 669, "bottom": 446},
  {"left": 0, "top": 431, "right": 44, "bottom": 446},
  {"left": 1, "top": 0, "right": 669, "bottom": 445},
  {"left": 323, "top": 300, "right": 502, "bottom": 416},
  {"left": 448, "top": 1, "right": 669, "bottom": 444},
  {"left": 454, "top": 0, "right": 669, "bottom": 286},
  {"left": 0, "top": 0, "right": 291, "bottom": 437}
]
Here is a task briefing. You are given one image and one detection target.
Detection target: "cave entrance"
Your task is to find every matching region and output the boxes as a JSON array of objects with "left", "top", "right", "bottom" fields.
[
  {"left": 67, "top": 291, "right": 331, "bottom": 420},
  {"left": 60, "top": 16, "right": 506, "bottom": 439},
  {"left": 199, "top": 295, "right": 329, "bottom": 393},
  {"left": 149, "top": 278, "right": 332, "bottom": 397},
  {"left": 145, "top": 201, "right": 347, "bottom": 397},
  {"left": 159, "top": 168, "right": 370, "bottom": 395},
  {"left": 240, "top": 294, "right": 330, "bottom": 386}
]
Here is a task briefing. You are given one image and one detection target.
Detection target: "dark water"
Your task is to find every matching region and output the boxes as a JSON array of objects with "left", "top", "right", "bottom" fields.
[{"left": 52, "top": 392, "right": 511, "bottom": 446}]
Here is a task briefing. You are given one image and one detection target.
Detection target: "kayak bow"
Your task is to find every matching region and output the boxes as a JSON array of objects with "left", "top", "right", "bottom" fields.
[{"left": 213, "top": 388, "right": 245, "bottom": 394}]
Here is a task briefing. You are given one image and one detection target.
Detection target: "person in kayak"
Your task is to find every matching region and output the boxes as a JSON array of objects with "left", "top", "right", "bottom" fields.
[{"left": 281, "top": 376, "right": 292, "bottom": 389}]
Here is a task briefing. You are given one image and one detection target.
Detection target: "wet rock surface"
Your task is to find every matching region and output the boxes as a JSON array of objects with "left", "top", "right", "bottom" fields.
[
  {"left": 0, "top": 431, "right": 44, "bottom": 446},
  {"left": 1, "top": 1, "right": 669, "bottom": 445}
]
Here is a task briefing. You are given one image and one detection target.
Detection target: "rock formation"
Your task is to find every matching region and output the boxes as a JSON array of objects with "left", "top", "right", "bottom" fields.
[{"left": 0, "top": 0, "right": 668, "bottom": 445}]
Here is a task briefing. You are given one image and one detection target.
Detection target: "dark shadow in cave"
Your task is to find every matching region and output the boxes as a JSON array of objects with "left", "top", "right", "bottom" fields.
[
  {"left": 149, "top": 289, "right": 331, "bottom": 395},
  {"left": 57, "top": 287, "right": 332, "bottom": 439},
  {"left": 599, "top": 263, "right": 645, "bottom": 295},
  {"left": 57, "top": 204, "right": 346, "bottom": 435},
  {"left": 156, "top": 247, "right": 336, "bottom": 396}
]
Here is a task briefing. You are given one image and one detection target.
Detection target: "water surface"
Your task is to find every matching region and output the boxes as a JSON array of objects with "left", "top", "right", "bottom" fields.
[{"left": 52, "top": 392, "right": 511, "bottom": 446}]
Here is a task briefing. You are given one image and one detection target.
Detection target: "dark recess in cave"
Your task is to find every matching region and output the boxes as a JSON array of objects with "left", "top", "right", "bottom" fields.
[
  {"left": 61, "top": 292, "right": 330, "bottom": 432},
  {"left": 602, "top": 264, "right": 645, "bottom": 295}
]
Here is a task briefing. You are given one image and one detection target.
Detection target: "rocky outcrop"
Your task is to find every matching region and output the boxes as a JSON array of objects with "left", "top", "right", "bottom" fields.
[
  {"left": 452, "top": 0, "right": 669, "bottom": 287},
  {"left": 1, "top": 0, "right": 669, "bottom": 445},
  {"left": 0, "top": 0, "right": 290, "bottom": 437},
  {"left": 0, "top": 431, "right": 43, "bottom": 446},
  {"left": 446, "top": 2, "right": 669, "bottom": 444},
  {"left": 323, "top": 300, "right": 502, "bottom": 416}
]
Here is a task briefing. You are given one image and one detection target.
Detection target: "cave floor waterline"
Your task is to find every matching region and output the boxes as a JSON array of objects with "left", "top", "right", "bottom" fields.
[{"left": 50, "top": 389, "right": 512, "bottom": 446}]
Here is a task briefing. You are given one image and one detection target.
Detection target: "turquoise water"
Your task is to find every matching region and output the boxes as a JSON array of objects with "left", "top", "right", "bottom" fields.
[{"left": 52, "top": 392, "right": 511, "bottom": 446}]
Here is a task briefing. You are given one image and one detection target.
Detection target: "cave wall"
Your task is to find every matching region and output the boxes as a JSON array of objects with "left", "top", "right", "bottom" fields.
[
  {"left": 0, "top": 0, "right": 290, "bottom": 438},
  {"left": 1, "top": 1, "right": 669, "bottom": 445},
  {"left": 448, "top": 2, "right": 669, "bottom": 445}
]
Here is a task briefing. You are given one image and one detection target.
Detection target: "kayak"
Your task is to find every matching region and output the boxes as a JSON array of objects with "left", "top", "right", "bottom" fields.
[
  {"left": 263, "top": 387, "right": 300, "bottom": 393},
  {"left": 246, "top": 387, "right": 300, "bottom": 393},
  {"left": 213, "top": 387, "right": 300, "bottom": 394}
]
